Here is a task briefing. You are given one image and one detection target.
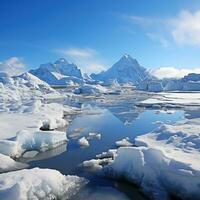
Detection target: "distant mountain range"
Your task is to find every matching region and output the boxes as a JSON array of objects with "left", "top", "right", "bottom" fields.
[{"left": 29, "top": 54, "right": 153, "bottom": 86}]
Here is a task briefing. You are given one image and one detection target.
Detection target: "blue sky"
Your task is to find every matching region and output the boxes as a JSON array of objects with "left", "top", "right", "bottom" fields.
[{"left": 1, "top": 0, "right": 200, "bottom": 76}]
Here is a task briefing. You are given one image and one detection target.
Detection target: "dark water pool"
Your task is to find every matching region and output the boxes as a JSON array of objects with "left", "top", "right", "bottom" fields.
[{"left": 19, "top": 105, "right": 184, "bottom": 200}]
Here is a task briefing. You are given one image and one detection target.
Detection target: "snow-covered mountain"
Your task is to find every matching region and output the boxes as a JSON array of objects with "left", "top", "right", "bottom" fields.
[
  {"left": 91, "top": 54, "right": 152, "bottom": 85},
  {"left": 29, "top": 58, "right": 84, "bottom": 85}
]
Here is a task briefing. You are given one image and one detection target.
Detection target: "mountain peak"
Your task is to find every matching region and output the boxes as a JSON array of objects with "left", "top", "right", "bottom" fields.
[
  {"left": 91, "top": 54, "right": 150, "bottom": 85},
  {"left": 122, "top": 54, "right": 131, "bottom": 59},
  {"left": 54, "top": 58, "right": 68, "bottom": 65},
  {"left": 120, "top": 54, "right": 137, "bottom": 63}
]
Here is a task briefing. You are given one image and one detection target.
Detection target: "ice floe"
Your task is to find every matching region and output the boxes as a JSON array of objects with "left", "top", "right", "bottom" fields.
[
  {"left": 115, "top": 137, "right": 133, "bottom": 147},
  {"left": 0, "top": 130, "right": 67, "bottom": 158},
  {"left": 87, "top": 132, "right": 101, "bottom": 140},
  {"left": 78, "top": 137, "right": 89, "bottom": 147}
]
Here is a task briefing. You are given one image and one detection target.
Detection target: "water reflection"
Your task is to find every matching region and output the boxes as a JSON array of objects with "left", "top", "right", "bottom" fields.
[{"left": 22, "top": 104, "right": 184, "bottom": 200}]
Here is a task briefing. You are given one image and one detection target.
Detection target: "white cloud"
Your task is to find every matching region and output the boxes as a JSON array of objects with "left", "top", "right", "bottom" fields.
[
  {"left": 151, "top": 67, "right": 200, "bottom": 79},
  {"left": 58, "top": 48, "right": 96, "bottom": 58},
  {"left": 146, "top": 33, "right": 169, "bottom": 47},
  {"left": 55, "top": 47, "right": 106, "bottom": 73},
  {"left": 170, "top": 10, "right": 200, "bottom": 45},
  {"left": 123, "top": 10, "right": 200, "bottom": 46},
  {"left": 0, "top": 57, "right": 26, "bottom": 76},
  {"left": 125, "top": 15, "right": 155, "bottom": 27}
]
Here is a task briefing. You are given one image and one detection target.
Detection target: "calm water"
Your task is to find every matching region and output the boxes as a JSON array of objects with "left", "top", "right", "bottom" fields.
[{"left": 18, "top": 99, "right": 184, "bottom": 200}]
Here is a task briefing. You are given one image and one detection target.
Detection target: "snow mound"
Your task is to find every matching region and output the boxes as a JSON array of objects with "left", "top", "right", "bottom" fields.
[
  {"left": 106, "top": 118, "right": 200, "bottom": 200},
  {"left": 0, "top": 168, "right": 87, "bottom": 200}
]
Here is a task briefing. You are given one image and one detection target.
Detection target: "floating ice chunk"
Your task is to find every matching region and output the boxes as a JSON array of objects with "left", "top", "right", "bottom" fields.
[
  {"left": 82, "top": 158, "right": 113, "bottom": 172},
  {"left": 115, "top": 137, "right": 133, "bottom": 147},
  {"left": 0, "top": 168, "right": 87, "bottom": 200},
  {"left": 82, "top": 159, "right": 103, "bottom": 171},
  {"left": 78, "top": 137, "right": 89, "bottom": 147},
  {"left": 0, "top": 153, "right": 27, "bottom": 173},
  {"left": 88, "top": 132, "right": 101, "bottom": 140},
  {"left": 0, "top": 130, "right": 67, "bottom": 157},
  {"left": 96, "top": 149, "right": 117, "bottom": 159}
]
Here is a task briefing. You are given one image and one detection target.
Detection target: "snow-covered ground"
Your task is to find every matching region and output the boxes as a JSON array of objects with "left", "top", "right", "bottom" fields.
[
  {"left": 0, "top": 72, "right": 78, "bottom": 168},
  {"left": 0, "top": 168, "right": 86, "bottom": 200},
  {"left": 102, "top": 117, "right": 200, "bottom": 200},
  {"left": 1, "top": 67, "right": 200, "bottom": 200}
]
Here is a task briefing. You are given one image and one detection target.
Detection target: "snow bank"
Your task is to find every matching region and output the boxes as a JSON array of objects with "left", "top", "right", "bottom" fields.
[
  {"left": 135, "top": 118, "right": 200, "bottom": 170},
  {"left": 78, "top": 137, "right": 89, "bottom": 147},
  {"left": 106, "top": 118, "right": 200, "bottom": 200},
  {"left": 0, "top": 168, "right": 86, "bottom": 200},
  {"left": 0, "top": 153, "right": 27, "bottom": 173},
  {"left": 0, "top": 130, "right": 67, "bottom": 157},
  {"left": 0, "top": 101, "right": 69, "bottom": 140}
]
